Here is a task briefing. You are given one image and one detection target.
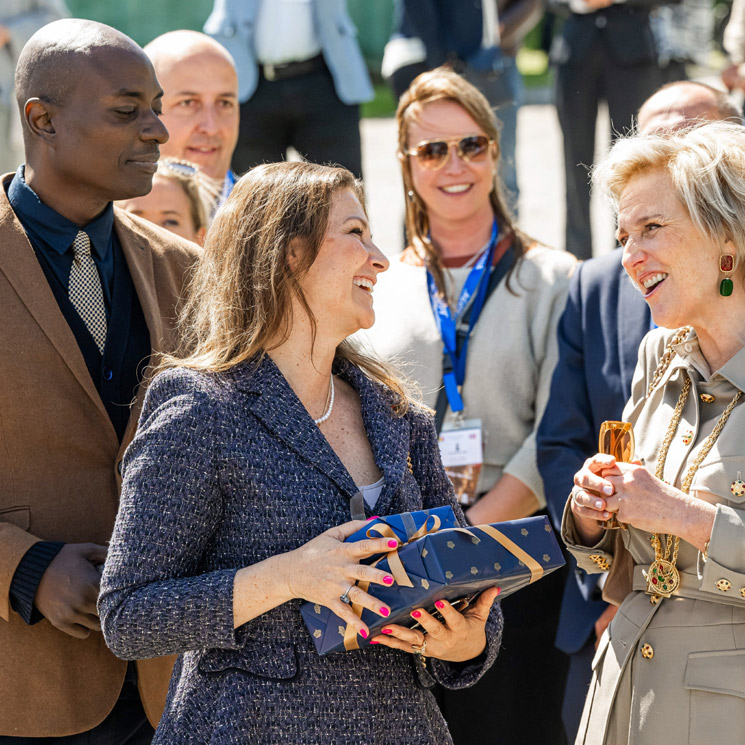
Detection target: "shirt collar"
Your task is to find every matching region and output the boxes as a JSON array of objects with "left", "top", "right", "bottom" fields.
[
  {"left": 671, "top": 328, "right": 745, "bottom": 391},
  {"left": 8, "top": 166, "right": 114, "bottom": 260}
]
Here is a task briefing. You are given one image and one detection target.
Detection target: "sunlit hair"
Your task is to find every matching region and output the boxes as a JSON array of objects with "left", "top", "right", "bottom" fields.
[
  {"left": 593, "top": 121, "right": 745, "bottom": 261},
  {"left": 396, "top": 67, "right": 530, "bottom": 297},
  {"left": 157, "top": 158, "right": 213, "bottom": 233},
  {"left": 162, "top": 161, "right": 411, "bottom": 413}
]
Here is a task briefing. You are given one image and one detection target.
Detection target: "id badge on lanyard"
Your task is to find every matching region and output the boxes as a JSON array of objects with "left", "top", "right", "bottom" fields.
[
  {"left": 439, "top": 417, "right": 483, "bottom": 505},
  {"left": 428, "top": 220, "right": 497, "bottom": 505}
]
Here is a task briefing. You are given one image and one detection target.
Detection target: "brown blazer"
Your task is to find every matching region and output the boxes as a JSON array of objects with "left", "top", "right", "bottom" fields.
[{"left": 0, "top": 174, "right": 199, "bottom": 737}]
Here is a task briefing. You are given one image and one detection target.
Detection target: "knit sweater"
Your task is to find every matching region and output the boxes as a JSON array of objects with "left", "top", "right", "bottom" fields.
[
  {"left": 99, "top": 357, "right": 502, "bottom": 745},
  {"left": 361, "top": 245, "right": 576, "bottom": 506}
]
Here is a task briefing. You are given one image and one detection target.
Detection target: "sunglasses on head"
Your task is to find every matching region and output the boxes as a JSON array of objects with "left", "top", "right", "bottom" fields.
[{"left": 404, "top": 135, "right": 494, "bottom": 170}]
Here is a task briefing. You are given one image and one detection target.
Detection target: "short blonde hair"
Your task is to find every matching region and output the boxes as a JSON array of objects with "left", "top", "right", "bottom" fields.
[{"left": 593, "top": 121, "right": 745, "bottom": 258}]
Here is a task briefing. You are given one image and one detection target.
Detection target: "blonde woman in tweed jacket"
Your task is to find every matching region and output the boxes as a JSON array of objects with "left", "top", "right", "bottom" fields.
[{"left": 98, "top": 162, "right": 502, "bottom": 745}]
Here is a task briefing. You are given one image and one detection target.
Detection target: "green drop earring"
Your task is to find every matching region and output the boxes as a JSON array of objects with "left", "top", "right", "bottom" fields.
[{"left": 720, "top": 254, "right": 735, "bottom": 297}]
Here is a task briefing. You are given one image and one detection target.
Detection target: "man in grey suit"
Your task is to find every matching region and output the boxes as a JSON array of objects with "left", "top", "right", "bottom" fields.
[{"left": 203, "top": 0, "right": 373, "bottom": 178}]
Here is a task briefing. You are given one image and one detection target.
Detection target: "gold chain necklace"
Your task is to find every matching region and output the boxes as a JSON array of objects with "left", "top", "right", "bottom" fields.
[{"left": 646, "top": 372, "right": 742, "bottom": 599}]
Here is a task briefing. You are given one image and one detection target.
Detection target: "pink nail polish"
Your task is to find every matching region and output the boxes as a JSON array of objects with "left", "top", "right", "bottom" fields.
[
  {"left": 496, "top": 587, "right": 501, "bottom": 596},
  {"left": 359, "top": 629, "right": 368, "bottom": 639},
  {"left": 383, "top": 575, "right": 394, "bottom": 585},
  {"left": 382, "top": 628, "right": 392, "bottom": 634},
  {"left": 367, "top": 516, "right": 381, "bottom": 521},
  {"left": 435, "top": 600, "right": 444, "bottom": 609},
  {"left": 388, "top": 540, "right": 398, "bottom": 548},
  {"left": 411, "top": 610, "right": 421, "bottom": 618},
  {"left": 370, "top": 639, "right": 379, "bottom": 644},
  {"left": 380, "top": 607, "right": 390, "bottom": 617}
]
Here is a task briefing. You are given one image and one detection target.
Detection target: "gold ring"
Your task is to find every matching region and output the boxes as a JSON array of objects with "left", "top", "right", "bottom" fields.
[{"left": 411, "top": 638, "right": 427, "bottom": 656}]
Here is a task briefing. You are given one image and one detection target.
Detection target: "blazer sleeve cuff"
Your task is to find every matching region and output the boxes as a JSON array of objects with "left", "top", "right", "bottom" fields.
[
  {"left": 423, "top": 600, "right": 503, "bottom": 690},
  {"left": 0, "top": 522, "right": 42, "bottom": 622},
  {"left": 9, "top": 541, "right": 65, "bottom": 624},
  {"left": 561, "top": 496, "right": 615, "bottom": 573}
]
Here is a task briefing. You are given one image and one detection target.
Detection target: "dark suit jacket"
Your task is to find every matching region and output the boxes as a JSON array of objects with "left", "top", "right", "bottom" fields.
[
  {"left": 100, "top": 358, "right": 503, "bottom": 745},
  {"left": 537, "top": 249, "right": 650, "bottom": 654},
  {"left": 0, "top": 175, "right": 199, "bottom": 737},
  {"left": 549, "top": 2, "right": 662, "bottom": 68}
]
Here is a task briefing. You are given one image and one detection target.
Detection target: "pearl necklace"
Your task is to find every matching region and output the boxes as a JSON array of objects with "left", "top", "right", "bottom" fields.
[{"left": 313, "top": 375, "right": 335, "bottom": 426}]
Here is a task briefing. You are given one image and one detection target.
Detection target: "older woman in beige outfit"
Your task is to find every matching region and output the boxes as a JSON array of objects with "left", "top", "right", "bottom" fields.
[{"left": 565, "top": 121, "right": 745, "bottom": 745}]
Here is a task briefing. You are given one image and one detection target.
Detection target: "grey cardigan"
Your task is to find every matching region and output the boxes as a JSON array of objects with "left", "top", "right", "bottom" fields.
[{"left": 99, "top": 357, "right": 502, "bottom": 744}]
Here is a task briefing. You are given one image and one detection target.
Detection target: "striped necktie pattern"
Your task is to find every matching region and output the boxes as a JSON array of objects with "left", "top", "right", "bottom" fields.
[{"left": 68, "top": 230, "right": 107, "bottom": 354}]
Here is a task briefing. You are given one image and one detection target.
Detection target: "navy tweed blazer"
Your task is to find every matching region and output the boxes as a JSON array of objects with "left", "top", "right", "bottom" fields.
[{"left": 99, "top": 356, "right": 502, "bottom": 744}]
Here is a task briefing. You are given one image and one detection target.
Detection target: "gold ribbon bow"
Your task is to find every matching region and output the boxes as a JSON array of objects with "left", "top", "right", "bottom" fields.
[{"left": 342, "top": 520, "right": 544, "bottom": 651}]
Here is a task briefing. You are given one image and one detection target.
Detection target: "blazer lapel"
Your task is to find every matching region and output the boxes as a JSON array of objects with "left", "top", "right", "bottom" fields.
[
  {"left": 115, "top": 213, "right": 165, "bottom": 357},
  {"left": 234, "top": 358, "right": 361, "bottom": 501},
  {"left": 617, "top": 265, "right": 650, "bottom": 395},
  {"left": 0, "top": 180, "right": 111, "bottom": 425}
]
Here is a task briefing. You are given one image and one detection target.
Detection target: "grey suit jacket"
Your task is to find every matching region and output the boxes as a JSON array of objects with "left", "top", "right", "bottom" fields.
[
  {"left": 100, "top": 356, "right": 502, "bottom": 744},
  {"left": 203, "top": 0, "right": 373, "bottom": 104}
]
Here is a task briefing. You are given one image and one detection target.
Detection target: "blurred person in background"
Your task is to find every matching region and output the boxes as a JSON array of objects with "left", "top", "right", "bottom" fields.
[
  {"left": 537, "top": 79, "right": 742, "bottom": 743},
  {"left": 0, "top": 0, "right": 69, "bottom": 174},
  {"left": 145, "top": 30, "right": 239, "bottom": 213},
  {"left": 362, "top": 67, "right": 575, "bottom": 745},
  {"left": 117, "top": 158, "right": 214, "bottom": 246},
  {"left": 203, "top": 0, "right": 372, "bottom": 180},
  {"left": 549, "top": 0, "right": 666, "bottom": 260},
  {"left": 382, "top": 0, "right": 542, "bottom": 214},
  {"left": 722, "top": 0, "right": 745, "bottom": 105}
]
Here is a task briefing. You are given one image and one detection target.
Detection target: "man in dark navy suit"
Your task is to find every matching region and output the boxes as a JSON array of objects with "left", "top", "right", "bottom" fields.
[{"left": 537, "top": 80, "right": 742, "bottom": 742}]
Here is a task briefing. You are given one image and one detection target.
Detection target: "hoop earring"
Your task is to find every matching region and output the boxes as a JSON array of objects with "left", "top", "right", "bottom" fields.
[{"left": 720, "top": 254, "right": 735, "bottom": 297}]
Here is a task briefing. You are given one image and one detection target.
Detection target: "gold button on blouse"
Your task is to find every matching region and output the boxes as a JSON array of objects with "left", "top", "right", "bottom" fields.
[
  {"left": 716, "top": 579, "right": 732, "bottom": 592},
  {"left": 641, "top": 643, "right": 654, "bottom": 660},
  {"left": 589, "top": 554, "right": 611, "bottom": 571}
]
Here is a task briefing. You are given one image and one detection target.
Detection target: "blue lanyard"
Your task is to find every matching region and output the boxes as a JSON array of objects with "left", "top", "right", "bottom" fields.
[{"left": 427, "top": 219, "right": 498, "bottom": 414}]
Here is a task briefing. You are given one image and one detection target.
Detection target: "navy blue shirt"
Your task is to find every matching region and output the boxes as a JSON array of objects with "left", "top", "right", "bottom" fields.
[{"left": 8, "top": 166, "right": 115, "bottom": 311}]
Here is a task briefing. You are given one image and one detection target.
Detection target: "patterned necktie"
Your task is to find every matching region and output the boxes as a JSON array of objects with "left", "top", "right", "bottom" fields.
[{"left": 68, "top": 231, "right": 107, "bottom": 354}]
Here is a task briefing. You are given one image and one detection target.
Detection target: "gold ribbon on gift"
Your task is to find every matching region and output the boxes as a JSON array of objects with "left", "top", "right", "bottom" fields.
[
  {"left": 343, "top": 515, "right": 443, "bottom": 651},
  {"left": 342, "top": 520, "right": 543, "bottom": 651}
]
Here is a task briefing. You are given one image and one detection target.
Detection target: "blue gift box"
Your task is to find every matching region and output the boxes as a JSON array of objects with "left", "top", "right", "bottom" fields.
[{"left": 301, "top": 509, "right": 565, "bottom": 655}]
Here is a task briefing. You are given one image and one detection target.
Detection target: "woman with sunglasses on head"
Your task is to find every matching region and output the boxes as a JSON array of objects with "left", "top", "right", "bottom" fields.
[
  {"left": 566, "top": 122, "right": 745, "bottom": 745},
  {"left": 98, "top": 161, "right": 502, "bottom": 745},
  {"left": 362, "top": 68, "right": 576, "bottom": 745},
  {"left": 117, "top": 158, "right": 218, "bottom": 246}
]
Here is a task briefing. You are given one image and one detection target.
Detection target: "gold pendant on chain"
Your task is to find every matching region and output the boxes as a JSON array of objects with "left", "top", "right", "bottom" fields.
[{"left": 646, "top": 559, "right": 680, "bottom": 598}]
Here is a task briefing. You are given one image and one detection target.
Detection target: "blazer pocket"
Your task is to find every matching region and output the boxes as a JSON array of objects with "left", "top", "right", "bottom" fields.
[
  {"left": 691, "top": 457, "right": 745, "bottom": 506},
  {"left": 0, "top": 506, "right": 30, "bottom": 531},
  {"left": 685, "top": 649, "right": 745, "bottom": 745},
  {"left": 198, "top": 641, "right": 299, "bottom": 681}
]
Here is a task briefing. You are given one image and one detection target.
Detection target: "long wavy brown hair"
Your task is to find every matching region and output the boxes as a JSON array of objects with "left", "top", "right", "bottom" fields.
[
  {"left": 396, "top": 68, "right": 530, "bottom": 298},
  {"left": 163, "top": 161, "right": 411, "bottom": 413}
]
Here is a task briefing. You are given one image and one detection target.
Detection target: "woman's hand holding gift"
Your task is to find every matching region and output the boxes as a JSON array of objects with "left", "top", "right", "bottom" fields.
[{"left": 369, "top": 588, "right": 501, "bottom": 662}]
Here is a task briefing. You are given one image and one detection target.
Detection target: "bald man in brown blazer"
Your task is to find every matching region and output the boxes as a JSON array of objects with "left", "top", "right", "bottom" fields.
[{"left": 0, "top": 19, "right": 199, "bottom": 744}]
